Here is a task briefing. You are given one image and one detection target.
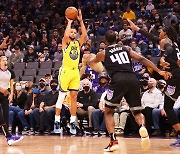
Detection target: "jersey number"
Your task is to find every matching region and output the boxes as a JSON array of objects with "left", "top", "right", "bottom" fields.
[
  {"left": 110, "top": 52, "right": 130, "bottom": 64},
  {"left": 177, "top": 53, "right": 180, "bottom": 60},
  {"left": 176, "top": 47, "right": 180, "bottom": 60}
]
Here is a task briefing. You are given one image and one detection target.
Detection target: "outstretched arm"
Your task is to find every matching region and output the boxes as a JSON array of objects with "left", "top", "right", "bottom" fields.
[
  {"left": 86, "top": 51, "right": 105, "bottom": 66},
  {"left": 129, "top": 47, "right": 172, "bottom": 80},
  {"left": 77, "top": 10, "right": 87, "bottom": 46},
  {"left": 62, "top": 18, "right": 73, "bottom": 46},
  {"left": 127, "top": 19, "right": 159, "bottom": 44}
]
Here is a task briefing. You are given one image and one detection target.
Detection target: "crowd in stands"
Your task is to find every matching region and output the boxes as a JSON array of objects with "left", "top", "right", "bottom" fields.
[{"left": 0, "top": 0, "right": 179, "bottom": 137}]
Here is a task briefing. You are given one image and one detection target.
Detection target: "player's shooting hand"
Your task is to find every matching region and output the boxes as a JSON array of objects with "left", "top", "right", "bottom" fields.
[
  {"left": 65, "top": 17, "right": 73, "bottom": 24},
  {"left": 126, "top": 19, "right": 140, "bottom": 31},
  {"left": 159, "top": 71, "right": 172, "bottom": 80},
  {"left": 77, "top": 9, "right": 82, "bottom": 22}
]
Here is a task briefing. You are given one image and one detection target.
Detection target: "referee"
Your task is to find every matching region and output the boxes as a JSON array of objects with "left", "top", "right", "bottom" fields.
[{"left": 0, "top": 38, "right": 23, "bottom": 145}]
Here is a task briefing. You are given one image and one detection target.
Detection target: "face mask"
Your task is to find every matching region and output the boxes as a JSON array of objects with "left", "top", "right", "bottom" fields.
[
  {"left": 167, "top": 13, "right": 172, "bottom": 18},
  {"left": 32, "top": 88, "right": 39, "bottom": 94},
  {"left": 149, "top": 44, "right": 153, "bottom": 48},
  {"left": 158, "top": 84, "right": 164, "bottom": 89},
  {"left": 83, "top": 86, "right": 90, "bottom": 92},
  {"left": 141, "top": 11, "right": 145, "bottom": 14},
  {"left": 155, "top": 16, "right": 159, "bottom": 20},
  {"left": 148, "top": 83, "right": 153, "bottom": 89},
  {"left": 39, "top": 82, "right": 45, "bottom": 88},
  {"left": 25, "top": 86, "right": 29, "bottom": 91},
  {"left": 100, "top": 82, "right": 107, "bottom": 86},
  {"left": 109, "top": 22, "right": 113, "bottom": 26},
  {"left": 142, "top": 80, "right": 148, "bottom": 86},
  {"left": 51, "top": 85, "right": 58, "bottom": 90},
  {"left": 16, "top": 85, "right": 22, "bottom": 91}
]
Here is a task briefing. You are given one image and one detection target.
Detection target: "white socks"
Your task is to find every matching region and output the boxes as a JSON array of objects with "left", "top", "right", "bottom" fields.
[
  {"left": 55, "top": 115, "right": 60, "bottom": 122},
  {"left": 70, "top": 116, "right": 76, "bottom": 123}
]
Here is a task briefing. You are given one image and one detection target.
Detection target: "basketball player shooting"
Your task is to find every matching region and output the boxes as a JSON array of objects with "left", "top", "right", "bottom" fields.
[
  {"left": 54, "top": 9, "right": 87, "bottom": 135},
  {"left": 86, "top": 30, "right": 171, "bottom": 152}
]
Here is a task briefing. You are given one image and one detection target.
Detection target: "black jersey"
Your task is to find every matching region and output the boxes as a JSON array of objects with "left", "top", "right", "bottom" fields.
[
  {"left": 164, "top": 43, "right": 180, "bottom": 76},
  {"left": 104, "top": 44, "right": 134, "bottom": 77}
]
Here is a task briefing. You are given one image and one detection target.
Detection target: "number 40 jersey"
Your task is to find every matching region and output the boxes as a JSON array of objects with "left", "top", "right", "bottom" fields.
[{"left": 104, "top": 44, "right": 134, "bottom": 78}]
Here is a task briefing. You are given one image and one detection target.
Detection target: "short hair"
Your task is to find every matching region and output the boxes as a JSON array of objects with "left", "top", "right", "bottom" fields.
[
  {"left": 162, "top": 26, "right": 178, "bottom": 43},
  {"left": 0, "top": 55, "right": 7, "bottom": 61},
  {"left": 105, "top": 30, "right": 116, "bottom": 44}
]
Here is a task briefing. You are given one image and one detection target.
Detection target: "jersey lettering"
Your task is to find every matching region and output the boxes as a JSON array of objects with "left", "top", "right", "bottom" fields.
[
  {"left": 110, "top": 52, "right": 130, "bottom": 64},
  {"left": 176, "top": 47, "right": 180, "bottom": 60}
]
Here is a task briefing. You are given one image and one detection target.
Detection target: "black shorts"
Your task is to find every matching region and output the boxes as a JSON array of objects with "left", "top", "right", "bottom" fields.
[
  {"left": 105, "top": 72, "right": 142, "bottom": 111},
  {"left": 165, "top": 75, "right": 180, "bottom": 101}
]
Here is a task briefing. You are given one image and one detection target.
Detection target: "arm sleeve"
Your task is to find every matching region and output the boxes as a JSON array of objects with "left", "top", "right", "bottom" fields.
[{"left": 139, "top": 29, "right": 159, "bottom": 44}]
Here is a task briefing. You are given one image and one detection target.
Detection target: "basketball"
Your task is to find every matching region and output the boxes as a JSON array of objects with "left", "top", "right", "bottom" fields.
[
  {"left": 85, "top": 53, "right": 104, "bottom": 73},
  {"left": 65, "top": 7, "right": 78, "bottom": 20}
]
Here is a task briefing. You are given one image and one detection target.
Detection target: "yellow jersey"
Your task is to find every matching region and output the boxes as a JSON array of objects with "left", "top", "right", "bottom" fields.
[{"left": 62, "top": 41, "right": 80, "bottom": 69}]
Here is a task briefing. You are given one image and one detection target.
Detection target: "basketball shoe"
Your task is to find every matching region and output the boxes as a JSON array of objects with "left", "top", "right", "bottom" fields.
[
  {"left": 104, "top": 140, "right": 119, "bottom": 152},
  {"left": 69, "top": 122, "right": 76, "bottom": 135},
  {"left": 7, "top": 136, "right": 24, "bottom": 146},
  {"left": 139, "top": 126, "right": 150, "bottom": 150},
  {"left": 170, "top": 135, "right": 180, "bottom": 147},
  {"left": 54, "top": 121, "right": 61, "bottom": 134}
]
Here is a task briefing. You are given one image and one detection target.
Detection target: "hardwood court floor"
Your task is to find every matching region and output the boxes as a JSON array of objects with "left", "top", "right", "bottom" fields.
[{"left": 0, "top": 135, "right": 180, "bottom": 154}]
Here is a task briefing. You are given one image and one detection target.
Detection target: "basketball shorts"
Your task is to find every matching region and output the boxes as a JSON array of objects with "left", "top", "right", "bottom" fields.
[
  {"left": 105, "top": 72, "right": 143, "bottom": 111},
  {"left": 58, "top": 67, "right": 80, "bottom": 92}
]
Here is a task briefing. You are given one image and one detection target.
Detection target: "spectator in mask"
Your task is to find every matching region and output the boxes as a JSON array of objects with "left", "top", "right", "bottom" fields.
[
  {"left": 140, "top": 73, "right": 150, "bottom": 96},
  {"left": 163, "top": 12, "right": 178, "bottom": 27},
  {"left": 148, "top": 41, "right": 160, "bottom": 57},
  {"left": 77, "top": 79, "right": 99, "bottom": 133},
  {"left": 33, "top": 79, "right": 59, "bottom": 134},
  {"left": 9, "top": 82, "right": 27, "bottom": 133},
  {"left": 95, "top": 74, "right": 110, "bottom": 95},
  {"left": 18, "top": 84, "right": 39, "bottom": 135},
  {"left": 146, "top": 0, "right": 155, "bottom": 12},
  {"left": 38, "top": 78, "right": 49, "bottom": 95},
  {"left": 141, "top": 78, "right": 163, "bottom": 134},
  {"left": 44, "top": 74, "right": 52, "bottom": 91},
  {"left": 151, "top": 79, "right": 167, "bottom": 136},
  {"left": 149, "top": 20, "right": 162, "bottom": 37}
]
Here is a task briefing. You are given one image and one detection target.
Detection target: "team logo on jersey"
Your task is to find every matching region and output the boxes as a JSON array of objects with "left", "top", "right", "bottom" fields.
[
  {"left": 69, "top": 46, "right": 78, "bottom": 60},
  {"left": 166, "top": 85, "right": 176, "bottom": 96},
  {"left": 106, "top": 89, "right": 114, "bottom": 100}
]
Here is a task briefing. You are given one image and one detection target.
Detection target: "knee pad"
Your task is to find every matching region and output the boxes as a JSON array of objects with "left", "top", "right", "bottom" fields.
[{"left": 56, "top": 91, "right": 67, "bottom": 109}]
